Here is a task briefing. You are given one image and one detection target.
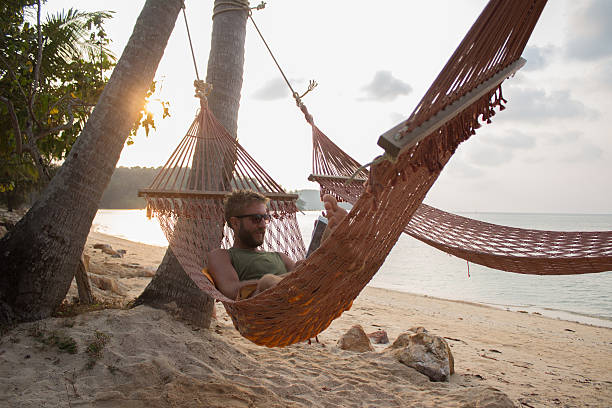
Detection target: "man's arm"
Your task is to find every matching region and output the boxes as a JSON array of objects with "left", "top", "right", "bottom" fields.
[
  {"left": 280, "top": 195, "right": 346, "bottom": 272},
  {"left": 278, "top": 252, "right": 297, "bottom": 273},
  {"left": 207, "top": 249, "right": 260, "bottom": 300}
]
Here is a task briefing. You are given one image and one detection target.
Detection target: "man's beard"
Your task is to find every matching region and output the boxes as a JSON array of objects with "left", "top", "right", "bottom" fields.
[{"left": 237, "top": 225, "right": 265, "bottom": 248}]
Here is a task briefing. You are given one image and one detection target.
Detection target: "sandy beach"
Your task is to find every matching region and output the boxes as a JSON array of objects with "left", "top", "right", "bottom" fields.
[{"left": 1, "top": 229, "right": 611, "bottom": 407}]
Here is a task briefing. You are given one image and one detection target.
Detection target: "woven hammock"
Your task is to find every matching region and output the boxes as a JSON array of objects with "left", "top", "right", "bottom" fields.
[
  {"left": 139, "top": 96, "right": 307, "bottom": 303},
  {"left": 142, "top": 0, "right": 550, "bottom": 347},
  {"left": 309, "top": 127, "right": 612, "bottom": 275}
]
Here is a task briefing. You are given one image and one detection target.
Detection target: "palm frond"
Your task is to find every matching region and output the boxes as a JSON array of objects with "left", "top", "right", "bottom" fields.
[{"left": 43, "top": 8, "right": 115, "bottom": 63}]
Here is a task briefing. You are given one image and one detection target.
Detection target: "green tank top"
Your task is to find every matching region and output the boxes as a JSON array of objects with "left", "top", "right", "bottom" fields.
[{"left": 228, "top": 248, "right": 287, "bottom": 281}]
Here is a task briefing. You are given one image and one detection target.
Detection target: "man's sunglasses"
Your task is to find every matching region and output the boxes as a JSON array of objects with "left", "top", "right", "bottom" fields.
[{"left": 233, "top": 213, "right": 272, "bottom": 224}]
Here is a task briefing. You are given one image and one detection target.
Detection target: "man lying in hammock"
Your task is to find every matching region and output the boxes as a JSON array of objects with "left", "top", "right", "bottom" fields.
[{"left": 207, "top": 190, "right": 347, "bottom": 300}]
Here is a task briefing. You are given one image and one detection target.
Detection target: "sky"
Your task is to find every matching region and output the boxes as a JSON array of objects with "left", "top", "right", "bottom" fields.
[{"left": 44, "top": 0, "right": 612, "bottom": 214}]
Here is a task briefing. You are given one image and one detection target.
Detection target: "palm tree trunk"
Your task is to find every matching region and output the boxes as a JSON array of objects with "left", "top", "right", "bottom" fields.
[
  {"left": 0, "top": 0, "right": 183, "bottom": 325},
  {"left": 136, "top": 0, "right": 248, "bottom": 327}
]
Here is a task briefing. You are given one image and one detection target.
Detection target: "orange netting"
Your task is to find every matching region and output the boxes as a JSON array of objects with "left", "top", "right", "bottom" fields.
[
  {"left": 140, "top": 97, "right": 306, "bottom": 304},
  {"left": 143, "top": 0, "right": 560, "bottom": 347},
  {"left": 310, "top": 126, "right": 612, "bottom": 275}
]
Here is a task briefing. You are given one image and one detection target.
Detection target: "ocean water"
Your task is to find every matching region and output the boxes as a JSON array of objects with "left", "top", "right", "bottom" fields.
[{"left": 92, "top": 209, "right": 612, "bottom": 328}]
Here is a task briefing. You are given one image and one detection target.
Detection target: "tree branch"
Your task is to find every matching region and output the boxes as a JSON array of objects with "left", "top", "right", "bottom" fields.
[
  {"left": 0, "top": 54, "right": 29, "bottom": 103},
  {"left": 30, "top": 0, "right": 44, "bottom": 109},
  {"left": 22, "top": 139, "right": 49, "bottom": 181},
  {"left": 20, "top": 0, "right": 46, "bottom": 135},
  {"left": 46, "top": 92, "right": 92, "bottom": 116},
  {"left": 0, "top": 95, "right": 23, "bottom": 154},
  {"left": 35, "top": 99, "right": 77, "bottom": 141},
  {"left": 0, "top": 53, "right": 40, "bottom": 131},
  {"left": 46, "top": 93, "right": 72, "bottom": 115}
]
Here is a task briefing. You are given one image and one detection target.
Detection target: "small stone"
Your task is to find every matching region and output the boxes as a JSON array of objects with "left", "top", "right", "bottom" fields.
[
  {"left": 367, "top": 329, "right": 389, "bottom": 344},
  {"left": 141, "top": 267, "right": 156, "bottom": 277},
  {"left": 337, "top": 325, "right": 374, "bottom": 352},
  {"left": 89, "top": 274, "right": 126, "bottom": 295},
  {"left": 388, "top": 333, "right": 412, "bottom": 349},
  {"left": 121, "top": 263, "right": 141, "bottom": 269},
  {"left": 389, "top": 331, "right": 454, "bottom": 381},
  {"left": 94, "top": 243, "right": 121, "bottom": 257},
  {"left": 409, "top": 326, "right": 428, "bottom": 334}
]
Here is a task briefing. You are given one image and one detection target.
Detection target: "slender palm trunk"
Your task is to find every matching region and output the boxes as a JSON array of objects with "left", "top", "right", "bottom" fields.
[
  {"left": 0, "top": 0, "right": 182, "bottom": 325},
  {"left": 137, "top": 1, "right": 248, "bottom": 326}
]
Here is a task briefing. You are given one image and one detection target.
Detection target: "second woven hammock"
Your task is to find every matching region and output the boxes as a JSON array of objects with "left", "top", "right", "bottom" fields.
[{"left": 309, "top": 126, "right": 612, "bottom": 276}]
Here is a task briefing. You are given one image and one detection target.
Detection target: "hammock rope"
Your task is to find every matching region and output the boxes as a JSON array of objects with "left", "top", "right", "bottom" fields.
[
  {"left": 141, "top": 0, "right": 554, "bottom": 347},
  {"left": 181, "top": 2, "right": 200, "bottom": 81}
]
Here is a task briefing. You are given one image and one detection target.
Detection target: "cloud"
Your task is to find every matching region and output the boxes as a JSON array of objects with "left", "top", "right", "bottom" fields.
[
  {"left": 499, "top": 87, "right": 597, "bottom": 123},
  {"left": 360, "top": 71, "right": 412, "bottom": 102},
  {"left": 444, "top": 160, "right": 485, "bottom": 178},
  {"left": 502, "top": 130, "right": 581, "bottom": 147},
  {"left": 467, "top": 145, "right": 513, "bottom": 167},
  {"left": 522, "top": 45, "right": 556, "bottom": 71},
  {"left": 566, "top": 0, "right": 612, "bottom": 61},
  {"left": 544, "top": 131, "right": 581, "bottom": 146},
  {"left": 389, "top": 112, "right": 407, "bottom": 124},
  {"left": 252, "top": 78, "right": 290, "bottom": 101},
  {"left": 594, "top": 61, "right": 612, "bottom": 91},
  {"left": 564, "top": 143, "right": 604, "bottom": 163},
  {"left": 483, "top": 130, "right": 536, "bottom": 150},
  {"left": 464, "top": 130, "right": 536, "bottom": 168}
]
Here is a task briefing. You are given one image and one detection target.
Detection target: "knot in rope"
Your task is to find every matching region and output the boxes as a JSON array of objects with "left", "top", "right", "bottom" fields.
[
  {"left": 212, "top": 0, "right": 251, "bottom": 19},
  {"left": 194, "top": 80, "right": 213, "bottom": 101},
  {"left": 299, "top": 104, "right": 314, "bottom": 126},
  {"left": 293, "top": 92, "right": 303, "bottom": 108},
  {"left": 292, "top": 80, "right": 318, "bottom": 109}
]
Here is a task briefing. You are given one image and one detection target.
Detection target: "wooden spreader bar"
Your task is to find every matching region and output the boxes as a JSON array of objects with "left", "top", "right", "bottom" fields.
[
  {"left": 377, "top": 57, "right": 526, "bottom": 158},
  {"left": 138, "top": 189, "right": 298, "bottom": 201},
  {"left": 307, "top": 174, "right": 368, "bottom": 184}
]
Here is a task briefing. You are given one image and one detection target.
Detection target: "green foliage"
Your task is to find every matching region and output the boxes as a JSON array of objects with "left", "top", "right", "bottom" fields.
[
  {"left": 0, "top": 1, "right": 116, "bottom": 192},
  {"left": 0, "top": 2, "right": 170, "bottom": 207},
  {"left": 0, "top": 161, "right": 58, "bottom": 210},
  {"left": 28, "top": 324, "right": 78, "bottom": 354},
  {"left": 53, "top": 297, "right": 124, "bottom": 318},
  {"left": 85, "top": 330, "right": 111, "bottom": 369}
]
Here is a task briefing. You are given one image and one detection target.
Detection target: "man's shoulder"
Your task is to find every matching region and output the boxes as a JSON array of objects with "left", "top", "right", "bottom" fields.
[{"left": 208, "top": 248, "right": 230, "bottom": 260}]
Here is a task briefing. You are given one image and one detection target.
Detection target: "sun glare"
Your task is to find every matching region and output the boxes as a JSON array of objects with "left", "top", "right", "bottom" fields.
[{"left": 143, "top": 98, "right": 165, "bottom": 121}]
